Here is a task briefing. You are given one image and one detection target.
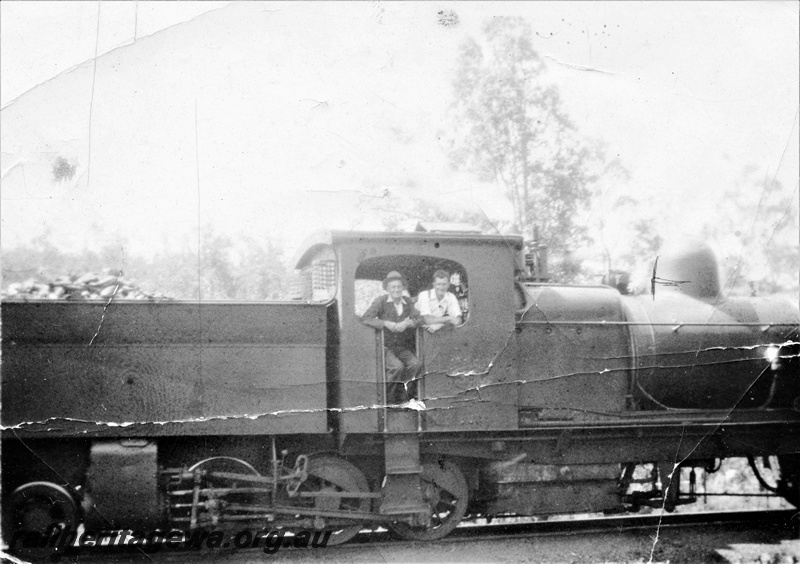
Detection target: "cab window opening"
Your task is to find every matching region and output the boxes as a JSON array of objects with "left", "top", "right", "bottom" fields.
[{"left": 354, "top": 255, "right": 469, "bottom": 328}]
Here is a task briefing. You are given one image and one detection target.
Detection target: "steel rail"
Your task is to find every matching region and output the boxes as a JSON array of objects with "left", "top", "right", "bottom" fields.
[
  {"left": 349, "top": 509, "right": 798, "bottom": 545},
  {"left": 517, "top": 320, "right": 798, "bottom": 328}
]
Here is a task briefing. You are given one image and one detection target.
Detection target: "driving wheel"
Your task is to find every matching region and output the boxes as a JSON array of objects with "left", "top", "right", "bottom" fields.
[
  {"left": 389, "top": 458, "right": 468, "bottom": 541},
  {"left": 298, "top": 455, "right": 371, "bottom": 545}
]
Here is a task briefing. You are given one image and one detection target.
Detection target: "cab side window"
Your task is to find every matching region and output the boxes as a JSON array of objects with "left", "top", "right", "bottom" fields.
[
  {"left": 293, "top": 247, "right": 336, "bottom": 301},
  {"left": 354, "top": 255, "right": 468, "bottom": 327}
]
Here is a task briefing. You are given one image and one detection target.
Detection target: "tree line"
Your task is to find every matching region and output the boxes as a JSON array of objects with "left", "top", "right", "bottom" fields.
[
  {"left": 2, "top": 17, "right": 796, "bottom": 299},
  {"left": 2, "top": 226, "right": 291, "bottom": 301}
]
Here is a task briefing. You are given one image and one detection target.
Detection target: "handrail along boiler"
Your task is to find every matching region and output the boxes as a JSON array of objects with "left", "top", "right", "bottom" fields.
[{"left": 2, "top": 230, "right": 799, "bottom": 549}]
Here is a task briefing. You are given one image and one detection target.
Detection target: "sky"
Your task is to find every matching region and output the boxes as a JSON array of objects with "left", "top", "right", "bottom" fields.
[
  {"left": 1, "top": 1, "right": 798, "bottom": 281},
  {"left": 1, "top": 2, "right": 230, "bottom": 107}
]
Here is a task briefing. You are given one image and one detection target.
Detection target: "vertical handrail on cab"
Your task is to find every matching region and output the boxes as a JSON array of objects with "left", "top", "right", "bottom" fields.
[
  {"left": 415, "top": 327, "right": 425, "bottom": 400},
  {"left": 377, "top": 326, "right": 425, "bottom": 433},
  {"left": 378, "top": 329, "right": 387, "bottom": 432},
  {"left": 415, "top": 327, "right": 425, "bottom": 433}
]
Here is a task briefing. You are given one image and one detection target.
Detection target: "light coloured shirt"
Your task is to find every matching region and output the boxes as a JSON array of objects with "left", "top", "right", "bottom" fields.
[{"left": 416, "top": 289, "right": 462, "bottom": 330}]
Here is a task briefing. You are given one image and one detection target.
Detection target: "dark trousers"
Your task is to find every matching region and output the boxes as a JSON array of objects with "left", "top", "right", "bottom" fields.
[{"left": 385, "top": 347, "right": 423, "bottom": 403}]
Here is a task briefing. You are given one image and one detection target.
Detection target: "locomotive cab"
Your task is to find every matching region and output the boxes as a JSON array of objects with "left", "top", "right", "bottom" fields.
[{"left": 296, "top": 230, "right": 526, "bottom": 435}]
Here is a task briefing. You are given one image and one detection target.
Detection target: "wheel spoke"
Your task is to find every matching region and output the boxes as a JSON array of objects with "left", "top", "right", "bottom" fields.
[
  {"left": 389, "top": 459, "right": 468, "bottom": 541},
  {"left": 295, "top": 455, "right": 370, "bottom": 545}
]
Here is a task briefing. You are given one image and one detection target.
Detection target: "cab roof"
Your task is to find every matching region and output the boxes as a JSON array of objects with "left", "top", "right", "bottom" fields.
[{"left": 295, "top": 230, "right": 525, "bottom": 269}]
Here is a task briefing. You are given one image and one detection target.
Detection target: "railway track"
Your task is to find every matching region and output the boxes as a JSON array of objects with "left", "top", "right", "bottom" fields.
[
  {"left": 443, "top": 509, "right": 799, "bottom": 542},
  {"left": 348, "top": 509, "right": 800, "bottom": 545},
  {"left": 7, "top": 509, "right": 796, "bottom": 563}
]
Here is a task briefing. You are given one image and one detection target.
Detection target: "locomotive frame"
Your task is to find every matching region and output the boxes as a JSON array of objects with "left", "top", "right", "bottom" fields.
[{"left": 2, "top": 230, "right": 799, "bottom": 551}]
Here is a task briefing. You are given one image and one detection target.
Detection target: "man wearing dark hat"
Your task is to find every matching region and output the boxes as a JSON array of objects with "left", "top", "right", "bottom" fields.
[{"left": 361, "top": 271, "right": 424, "bottom": 404}]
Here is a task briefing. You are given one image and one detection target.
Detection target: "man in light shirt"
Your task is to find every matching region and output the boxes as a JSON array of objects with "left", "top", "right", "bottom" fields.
[{"left": 416, "top": 269, "right": 463, "bottom": 333}]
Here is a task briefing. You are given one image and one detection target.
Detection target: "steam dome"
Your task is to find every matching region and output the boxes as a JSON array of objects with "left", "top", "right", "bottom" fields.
[{"left": 655, "top": 241, "right": 721, "bottom": 299}]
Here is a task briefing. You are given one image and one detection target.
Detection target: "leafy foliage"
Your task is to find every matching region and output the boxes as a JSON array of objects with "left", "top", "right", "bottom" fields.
[
  {"left": 448, "top": 17, "right": 602, "bottom": 256},
  {"left": 702, "top": 166, "right": 799, "bottom": 296}
]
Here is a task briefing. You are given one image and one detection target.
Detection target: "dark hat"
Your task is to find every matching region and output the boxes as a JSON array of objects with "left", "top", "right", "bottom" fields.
[{"left": 382, "top": 271, "right": 408, "bottom": 290}]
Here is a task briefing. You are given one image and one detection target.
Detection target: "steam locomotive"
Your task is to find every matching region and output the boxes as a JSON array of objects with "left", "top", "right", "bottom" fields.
[{"left": 3, "top": 230, "right": 799, "bottom": 552}]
